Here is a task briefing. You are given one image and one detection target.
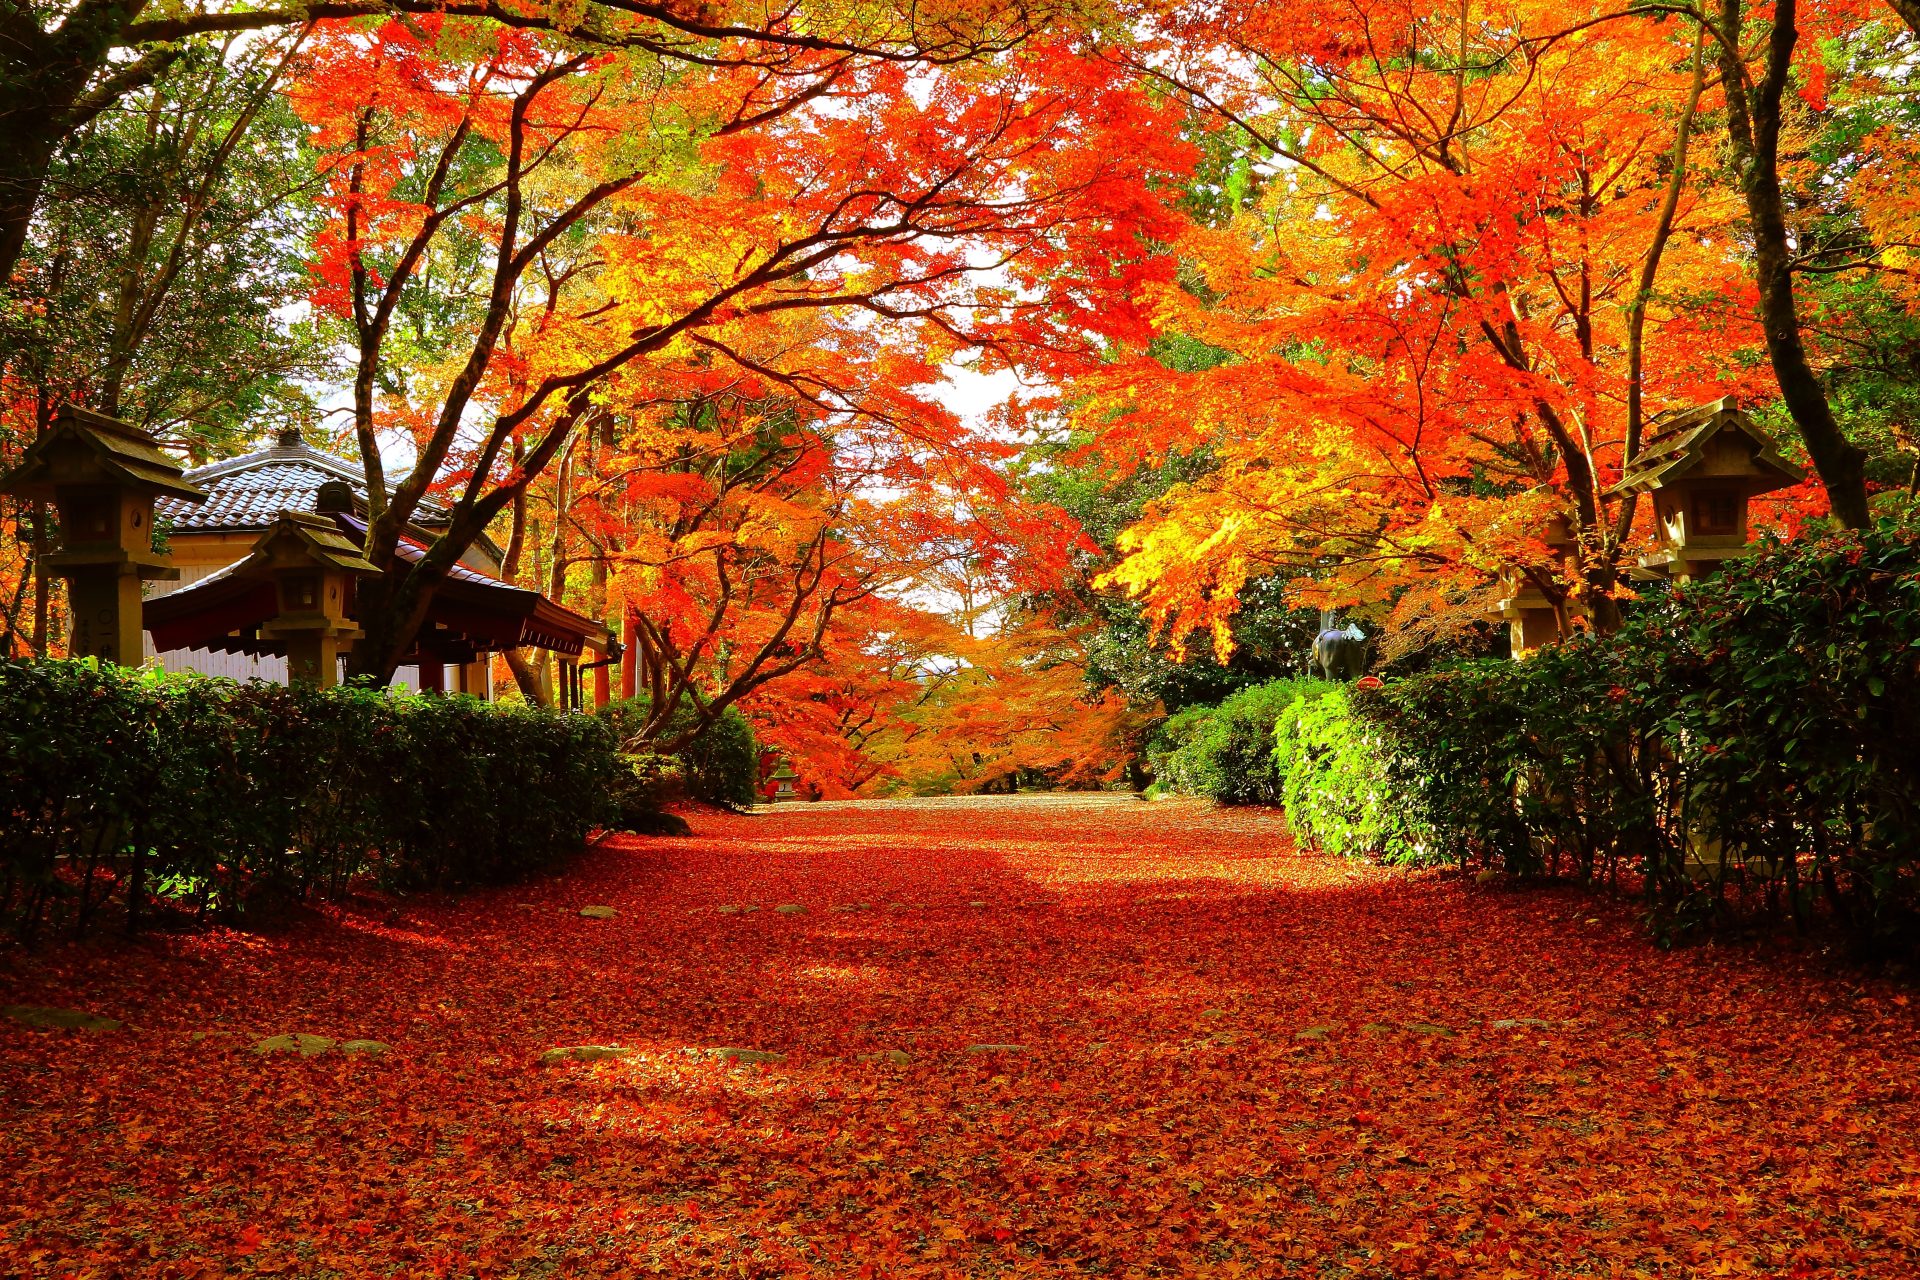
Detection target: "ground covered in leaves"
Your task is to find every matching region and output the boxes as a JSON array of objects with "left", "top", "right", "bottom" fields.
[{"left": 5, "top": 795, "right": 1919, "bottom": 1278}]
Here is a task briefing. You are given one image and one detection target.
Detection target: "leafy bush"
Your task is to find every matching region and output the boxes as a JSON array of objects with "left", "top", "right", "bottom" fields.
[
  {"left": 1272, "top": 686, "right": 1431, "bottom": 863},
  {"left": 606, "top": 752, "right": 692, "bottom": 835},
  {"left": 596, "top": 697, "right": 761, "bottom": 809},
  {"left": 0, "top": 661, "right": 620, "bottom": 941},
  {"left": 1348, "top": 522, "right": 1920, "bottom": 950},
  {"left": 1150, "top": 676, "right": 1329, "bottom": 804}
]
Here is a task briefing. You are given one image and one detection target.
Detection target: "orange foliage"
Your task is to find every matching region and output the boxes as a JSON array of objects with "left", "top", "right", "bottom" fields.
[{"left": 1075, "top": 0, "right": 1870, "bottom": 654}]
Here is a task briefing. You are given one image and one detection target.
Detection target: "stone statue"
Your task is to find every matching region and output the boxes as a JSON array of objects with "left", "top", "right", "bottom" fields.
[{"left": 1312, "top": 621, "right": 1368, "bottom": 682}]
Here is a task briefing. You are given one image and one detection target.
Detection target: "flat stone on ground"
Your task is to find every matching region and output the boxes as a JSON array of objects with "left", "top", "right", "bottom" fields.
[
  {"left": 5, "top": 1005, "right": 122, "bottom": 1033},
  {"left": 964, "top": 1044, "right": 1028, "bottom": 1055},
  {"left": 578, "top": 905, "right": 617, "bottom": 919},
  {"left": 252, "top": 1033, "right": 336, "bottom": 1056},
  {"left": 1407, "top": 1022, "right": 1455, "bottom": 1037},
  {"left": 539, "top": 1045, "right": 635, "bottom": 1065},
  {"left": 339, "top": 1040, "right": 390, "bottom": 1055},
  {"left": 1295, "top": 1024, "right": 1336, "bottom": 1040},
  {"left": 774, "top": 904, "right": 807, "bottom": 914},
  {"left": 1491, "top": 1018, "right": 1552, "bottom": 1030},
  {"left": 707, "top": 1047, "right": 784, "bottom": 1064},
  {"left": 860, "top": 1049, "right": 912, "bottom": 1066}
]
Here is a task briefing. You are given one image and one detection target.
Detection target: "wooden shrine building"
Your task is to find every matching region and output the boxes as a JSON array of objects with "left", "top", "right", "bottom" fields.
[{"left": 143, "top": 431, "right": 613, "bottom": 696}]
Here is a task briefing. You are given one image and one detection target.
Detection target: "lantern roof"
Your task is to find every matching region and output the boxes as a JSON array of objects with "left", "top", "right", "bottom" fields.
[
  {"left": 253, "top": 511, "right": 382, "bottom": 576},
  {"left": 1607, "top": 397, "right": 1804, "bottom": 498},
  {"left": 0, "top": 406, "right": 208, "bottom": 503}
]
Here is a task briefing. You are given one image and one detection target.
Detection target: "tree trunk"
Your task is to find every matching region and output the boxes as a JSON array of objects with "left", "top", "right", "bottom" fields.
[
  {"left": 0, "top": 102, "right": 67, "bottom": 290},
  {"left": 1719, "top": 0, "right": 1872, "bottom": 528}
]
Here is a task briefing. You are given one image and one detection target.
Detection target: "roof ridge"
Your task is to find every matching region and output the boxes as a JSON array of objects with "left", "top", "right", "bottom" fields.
[{"left": 181, "top": 439, "right": 448, "bottom": 516}]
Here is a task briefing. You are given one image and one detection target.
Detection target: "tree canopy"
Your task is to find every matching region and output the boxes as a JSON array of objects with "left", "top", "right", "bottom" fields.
[{"left": 3, "top": 0, "right": 1917, "bottom": 789}]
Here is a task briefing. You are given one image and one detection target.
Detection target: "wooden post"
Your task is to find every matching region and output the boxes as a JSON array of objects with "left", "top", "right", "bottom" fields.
[
  {"left": 418, "top": 660, "right": 445, "bottom": 694},
  {"left": 619, "top": 612, "right": 638, "bottom": 702}
]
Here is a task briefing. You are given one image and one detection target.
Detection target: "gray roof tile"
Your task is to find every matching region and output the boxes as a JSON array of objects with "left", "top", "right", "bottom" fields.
[{"left": 155, "top": 440, "right": 451, "bottom": 532}]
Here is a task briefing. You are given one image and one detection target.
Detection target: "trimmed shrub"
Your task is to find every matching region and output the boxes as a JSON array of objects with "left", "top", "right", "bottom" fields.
[
  {"left": 607, "top": 752, "right": 692, "bottom": 835},
  {"left": 1150, "top": 677, "right": 1329, "bottom": 804},
  {"left": 1273, "top": 686, "right": 1431, "bottom": 864},
  {"left": 0, "top": 661, "right": 620, "bottom": 941},
  {"left": 596, "top": 697, "right": 761, "bottom": 809},
  {"left": 1342, "top": 522, "right": 1920, "bottom": 949}
]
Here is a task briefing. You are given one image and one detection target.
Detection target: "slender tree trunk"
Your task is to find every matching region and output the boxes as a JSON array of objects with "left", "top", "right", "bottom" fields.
[{"left": 1719, "top": 0, "right": 1872, "bottom": 528}]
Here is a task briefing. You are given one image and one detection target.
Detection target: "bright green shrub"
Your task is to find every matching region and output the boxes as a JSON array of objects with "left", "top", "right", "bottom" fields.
[
  {"left": 1150, "top": 677, "right": 1329, "bottom": 804},
  {"left": 0, "top": 661, "right": 620, "bottom": 940},
  {"left": 1272, "top": 687, "right": 1431, "bottom": 863}
]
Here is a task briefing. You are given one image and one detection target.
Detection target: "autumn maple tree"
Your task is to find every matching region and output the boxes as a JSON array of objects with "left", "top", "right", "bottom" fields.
[
  {"left": 1066, "top": 0, "right": 1919, "bottom": 659},
  {"left": 280, "top": 9, "right": 1184, "bottom": 686}
]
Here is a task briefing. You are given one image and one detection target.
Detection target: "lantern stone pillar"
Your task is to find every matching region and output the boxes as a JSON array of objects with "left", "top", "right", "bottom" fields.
[
  {"left": 1491, "top": 514, "right": 1581, "bottom": 658},
  {"left": 0, "top": 407, "right": 206, "bottom": 665},
  {"left": 246, "top": 512, "right": 381, "bottom": 688},
  {"left": 1609, "top": 398, "right": 1804, "bottom": 584}
]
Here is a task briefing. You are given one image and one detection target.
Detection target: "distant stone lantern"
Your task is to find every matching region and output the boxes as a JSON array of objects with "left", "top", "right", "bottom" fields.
[
  {"left": 771, "top": 762, "right": 799, "bottom": 800},
  {"left": 1609, "top": 398, "right": 1804, "bottom": 583},
  {"left": 0, "top": 406, "right": 206, "bottom": 664},
  {"left": 1491, "top": 512, "right": 1582, "bottom": 658},
  {"left": 242, "top": 502, "right": 381, "bottom": 687}
]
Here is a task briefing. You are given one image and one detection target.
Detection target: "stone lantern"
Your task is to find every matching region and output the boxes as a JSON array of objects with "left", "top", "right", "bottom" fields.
[
  {"left": 243, "top": 510, "right": 381, "bottom": 686},
  {"left": 0, "top": 406, "right": 205, "bottom": 664},
  {"left": 771, "top": 762, "right": 799, "bottom": 801},
  {"left": 1609, "top": 398, "right": 1803, "bottom": 583},
  {"left": 1491, "top": 512, "right": 1582, "bottom": 658}
]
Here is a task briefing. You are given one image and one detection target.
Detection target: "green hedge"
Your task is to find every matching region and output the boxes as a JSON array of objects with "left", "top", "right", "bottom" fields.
[
  {"left": 1280, "top": 523, "right": 1920, "bottom": 949},
  {"left": 1149, "top": 676, "right": 1329, "bottom": 804},
  {"left": 1273, "top": 686, "right": 1429, "bottom": 864},
  {"left": 597, "top": 697, "right": 760, "bottom": 809},
  {"left": 0, "top": 661, "right": 621, "bottom": 941}
]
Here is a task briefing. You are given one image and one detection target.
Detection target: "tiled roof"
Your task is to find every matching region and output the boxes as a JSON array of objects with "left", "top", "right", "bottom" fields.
[
  {"left": 155, "top": 438, "right": 451, "bottom": 533},
  {"left": 1607, "top": 397, "right": 1803, "bottom": 497}
]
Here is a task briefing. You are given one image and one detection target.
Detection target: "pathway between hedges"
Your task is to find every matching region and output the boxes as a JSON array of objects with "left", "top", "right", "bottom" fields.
[{"left": 4, "top": 795, "right": 1919, "bottom": 1277}]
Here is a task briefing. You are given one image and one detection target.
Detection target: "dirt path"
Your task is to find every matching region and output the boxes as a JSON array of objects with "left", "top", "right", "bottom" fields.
[{"left": 4, "top": 796, "right": 1918, "bottom": 1276}]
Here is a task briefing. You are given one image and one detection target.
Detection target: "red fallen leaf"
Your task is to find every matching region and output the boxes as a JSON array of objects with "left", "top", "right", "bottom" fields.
[{"left": 5, "top": 798, "right": 1920, "bottom": 1277}]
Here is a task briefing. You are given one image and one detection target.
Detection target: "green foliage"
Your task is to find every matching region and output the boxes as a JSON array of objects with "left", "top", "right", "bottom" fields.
[
  {"left": 597, "top": 698, "right": 761, "bottom": 809},
  {"left": 1019, "top": 416, "right": 1318, "bottom": 715},
  {"left": 1150, "top": 676, "right": 1329, "bottom": 804},
  {"left": 0, "top": 661, "right": 620, "bottom": 941},
  {"left": 3, "top": 39, "right": 325, "bottom": 452},
  {"left": 1354, "top": 523, "right": 1920, "bottom": 950},
  {"left": 1272, "top": 687, "right": 1430, "bottom": 864},
  {"left": 607, "top": 753, "right": 691, "bottom": 835}
]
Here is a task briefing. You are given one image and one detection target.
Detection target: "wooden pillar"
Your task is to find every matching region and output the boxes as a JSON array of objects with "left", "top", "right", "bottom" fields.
[
  {"left": 592, "top": 653, "right": 611, "bottom": 709},
  {"left": 619, "top": 613, "right": 638, "bottom": 703},
  {"left": 557, "top": 655, "right": 579, "bottom": 711},
  {"left": 284, "top": 632, "right": 351, "bottom": 688},
  {"left": 460, "top": 660, "right": 489, "bottom": 700},
  {"left": 67, "top": 568, "right": 148, "bottom": 666},
  {"left": 418, "top": 660, "right": 445, "bottom": 694}
]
